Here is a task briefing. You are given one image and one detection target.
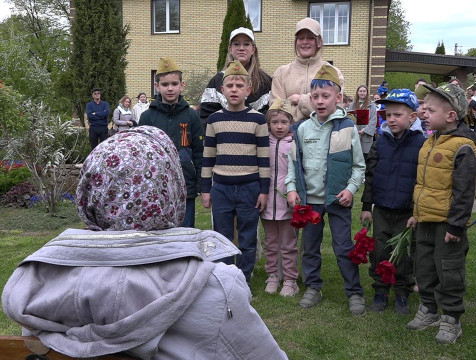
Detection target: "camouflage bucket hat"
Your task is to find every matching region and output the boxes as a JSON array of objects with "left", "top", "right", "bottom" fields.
[{"left": 423, "top": 83, "right": 468, "bottom": 120}]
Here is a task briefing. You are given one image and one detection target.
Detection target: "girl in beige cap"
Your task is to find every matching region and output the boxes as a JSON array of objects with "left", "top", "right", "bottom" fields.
[{"left": 270, "top": 18, "right": 344, "bottom": 122}]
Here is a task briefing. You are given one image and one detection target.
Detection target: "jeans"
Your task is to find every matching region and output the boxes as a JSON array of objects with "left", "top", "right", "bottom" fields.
[
  {"left": 181, "top": 198, "right": 196, "bottom": 228},
  {"left": 89, "top": 126, "right": 108, "bottom": 150},
  {"left": 211, "top": 181, "right": 260, "bottom": 283},
  {"left": 301, "top": 203, "right": 363, "bottom": 297}
]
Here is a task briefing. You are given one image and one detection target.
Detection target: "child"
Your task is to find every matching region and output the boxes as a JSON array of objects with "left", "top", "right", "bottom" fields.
[
  {"left": 414, "top": 85, "right": 431, "bottom": 137},
  {"left": 260, "top": 99, "right": 299, "bottom": 296},
  {"left": 139, "top": 57, "right": 203, "bottom": 228},
  {"left": 360, "top": 89, "right": 425, "bottom": 315},
  {"left": 406, "top": 83, "right": 476, "bottom": 344},
  {"left": 286, "top": 64, "right": 366, "bottom": 316},
  {"left": 201, "top": 60, "right": 270, "bottom": 287}
]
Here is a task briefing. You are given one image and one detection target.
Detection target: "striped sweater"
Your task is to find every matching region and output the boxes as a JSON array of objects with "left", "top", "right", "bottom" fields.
[{"left": 201, "top": 107, "right": 270, "bottom": 194}]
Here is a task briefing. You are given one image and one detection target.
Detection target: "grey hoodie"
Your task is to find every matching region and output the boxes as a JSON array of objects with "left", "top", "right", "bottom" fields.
[{"left": 2, "top": 228, "right": 288, "bottom": 360}]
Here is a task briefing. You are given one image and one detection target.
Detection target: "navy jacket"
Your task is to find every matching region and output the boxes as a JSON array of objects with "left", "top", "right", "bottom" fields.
[{"left": 362, "top": 125, "right": 426, "bottom": 211}]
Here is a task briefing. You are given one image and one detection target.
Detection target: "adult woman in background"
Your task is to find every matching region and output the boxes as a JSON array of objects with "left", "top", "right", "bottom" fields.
[
  {"left": 200, "top": 27, "right": 271, "bottom": 133},
  {"left": 133, "top": 92, "right": 150, "bottom": 122},
  {"left": 270, "top": 17, "right": 344, "bottom": 122},
  {"left": 113, "top": 95, "right": 136, "bottom": 133},
  {"left": 2, "top": 127, "right": 288, "bottom": 360},
  {"left": 348, "top": 85, "right": 377, "bottom": 159}
]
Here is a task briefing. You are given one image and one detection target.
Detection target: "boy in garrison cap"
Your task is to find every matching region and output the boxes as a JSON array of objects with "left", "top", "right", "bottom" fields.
[
  {"left": 139, "top": 57, "right": 203, "bottom": 228},
  {"left": 201, "top": 61, "right": 270, "bottom": 290},
  {"left": 361, "top": 89, "right": 426, "bottom": 315},
  {"left": 406, "top": 83, "right": 476, "bottom": 344},
  {"left": 285, "top": 64, "right": 366, "bottom": 315}
]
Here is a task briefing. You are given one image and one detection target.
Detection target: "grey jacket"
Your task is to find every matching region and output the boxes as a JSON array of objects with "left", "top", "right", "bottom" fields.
[{"left": 2, "top": 228, "right": 288, "bottom": 360}]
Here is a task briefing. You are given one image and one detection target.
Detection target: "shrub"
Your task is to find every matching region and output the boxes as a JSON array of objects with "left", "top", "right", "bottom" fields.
[
  {"left": 1, "top": 182, "right": 37, "bottom": 208},
  {"left": 0, "top": 163, "right": 32, "bottom": 195}
]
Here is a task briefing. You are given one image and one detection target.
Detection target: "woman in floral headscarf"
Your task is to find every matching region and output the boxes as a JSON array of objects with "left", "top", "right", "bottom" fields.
[{"left": 2, "top": 127, "right": 288, "bottom": 360}]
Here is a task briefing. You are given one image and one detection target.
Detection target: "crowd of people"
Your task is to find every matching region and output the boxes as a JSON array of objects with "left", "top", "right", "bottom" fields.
[{"left": 3, "top": 16, "right": 476, "bottom": 359}]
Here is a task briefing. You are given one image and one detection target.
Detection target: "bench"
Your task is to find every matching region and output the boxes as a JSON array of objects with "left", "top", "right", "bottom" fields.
[{"left": 0, "top": 336, "right": 136, "bottom": 360}]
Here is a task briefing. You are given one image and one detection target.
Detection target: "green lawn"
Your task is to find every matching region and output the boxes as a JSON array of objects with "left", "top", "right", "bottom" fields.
[{"left": 1, "top": 197, "right": 475, "bottom": 359}]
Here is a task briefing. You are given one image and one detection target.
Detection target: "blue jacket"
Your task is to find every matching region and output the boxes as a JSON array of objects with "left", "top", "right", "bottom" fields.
[
  {"left": 86, "top": 100, "right": 110, "bottom": 127},
  {"left": 361, "top": 124, "right": 426, "bottom": 211}
]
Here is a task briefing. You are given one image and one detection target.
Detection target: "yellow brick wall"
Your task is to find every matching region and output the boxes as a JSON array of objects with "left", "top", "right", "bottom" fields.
[{"left": 123, "top": 0, "right": 380, "bottom": 105}]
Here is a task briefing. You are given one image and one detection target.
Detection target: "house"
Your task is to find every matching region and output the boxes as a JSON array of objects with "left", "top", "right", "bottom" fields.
[{"left": 78, "top": 0, "right": 391, "bottom": 104}]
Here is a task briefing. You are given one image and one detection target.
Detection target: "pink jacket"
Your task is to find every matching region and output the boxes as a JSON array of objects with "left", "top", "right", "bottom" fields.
[{"left": 261, "top": 133, "right": 294, "bottom": 220}]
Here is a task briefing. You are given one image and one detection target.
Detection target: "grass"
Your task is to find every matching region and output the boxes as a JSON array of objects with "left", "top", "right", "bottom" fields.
[{"left": 1, "top": 196, "right": 475, "bottom": 359}]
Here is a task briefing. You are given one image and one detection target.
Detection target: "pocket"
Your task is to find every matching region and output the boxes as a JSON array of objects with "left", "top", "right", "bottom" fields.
[{"left": 440, "top": 258, "right": 465, "bottom": 291}]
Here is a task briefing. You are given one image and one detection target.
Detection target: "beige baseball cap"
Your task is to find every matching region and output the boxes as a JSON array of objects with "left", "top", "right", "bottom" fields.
[{"left": 295, "top": 18, "right": 321, "bottom": 37}]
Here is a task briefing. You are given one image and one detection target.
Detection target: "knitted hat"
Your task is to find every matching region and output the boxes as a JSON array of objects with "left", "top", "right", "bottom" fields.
[
  {"left": 313, "top": 64, "right": 340, "bottom": 87},
  {"left": 423, "top": 83, "right": 468, "bottom": 120},
  {"left": 377, "top": 89, "right": 419, "bottom": 111},
  {"left": 229, "top": 27, "right": 254, "bottom": 43},
  {"left": 295, "top": 17, "right": 321, "bottom": 37},
  {"left": 223, "top": 60, "right": 249, "bottom": 78},
  {"left": 157, "top": 57, "right": 181, "bottom": 76},
  {"left": 269, "top": 99, "right": 292, "bottom": 117}
]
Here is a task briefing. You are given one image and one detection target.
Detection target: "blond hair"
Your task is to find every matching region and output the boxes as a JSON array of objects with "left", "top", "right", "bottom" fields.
[
  {"left": 223, "top": 74, "right": 252, "bottom": 86},
  {"left": 119, "top": 96, "right": 131, "bottom": 107}
]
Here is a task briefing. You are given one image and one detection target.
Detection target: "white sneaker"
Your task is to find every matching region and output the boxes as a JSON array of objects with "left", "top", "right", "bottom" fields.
[
  {"left": 264, "top": 274, "right": 279, "bottom": 294},
  {"left": 280, "top": 280, "right": 299, "bottom": 297}
]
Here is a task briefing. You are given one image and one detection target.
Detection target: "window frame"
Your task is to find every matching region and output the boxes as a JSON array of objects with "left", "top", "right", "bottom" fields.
[
  {"left": 308, "top": 1, "right": 351, "bottom": 45},
  {"left": 151, "top": 0, "right": 180, "bottom": 34}
]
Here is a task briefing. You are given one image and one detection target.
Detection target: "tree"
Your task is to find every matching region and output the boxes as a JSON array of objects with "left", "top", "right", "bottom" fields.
[
  {"left": 216, "top": 0, "right": 252, "bottom": 71},
  {"left": 386, "top": 0, "right": 412, "bottom": 51},
  {"left": 431, "top": 41, "right": 445, "bottom": 85},
  {"left": 67, "top": 0, "right": 129, "bottom": 126},
  {"left": 466, "top": 48, "right": 476, "bottom": 57}
]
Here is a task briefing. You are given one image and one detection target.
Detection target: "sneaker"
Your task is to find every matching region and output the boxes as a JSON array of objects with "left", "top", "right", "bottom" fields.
[
  {"left": 394, "top": 294, "right": 410, "bottom": 315},
  {"left": 280, "top": 280, "right": 299, "bottom": 297},
  {"left": 299, "top": 288, "right": 322, "bottom": 308},
  {"left": 264, "top": 274, "right": 279, "bottom": 294},
  {"left": 370, "top": 292, "right": 388, "bottom": 312},
  {"left": 435, "top": 315, "right": 462, "bottom": 344},
  {"left": 407, "top": 304, "right": 441, "bottom": 330},
  {"left": 349, "top": 294, "right": 366, "bottom": 316}
]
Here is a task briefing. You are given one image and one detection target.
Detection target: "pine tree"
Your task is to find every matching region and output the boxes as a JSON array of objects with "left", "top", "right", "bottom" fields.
[
  {"left": 431, "top": 41, "right": 446, "bottom": 85},
  {"left": 216, "top": 0, "right": 253, "bottom": 72},
  {"left": 67, "top": 0, "right": 129, "bottom": 125}
]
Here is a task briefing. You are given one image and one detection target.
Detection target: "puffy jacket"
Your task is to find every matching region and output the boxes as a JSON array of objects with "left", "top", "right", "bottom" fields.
[
  {"left": 139, "top": 95, "right": 203, "bottom": 198},
  {"left": 270, "top": 53, "right": 344, "bottom": 122},
  {"left": 413, "top": 123, "right": 476, "bottom": 236},
  {"left": 261, "top": 133, "right": 294, "bottom": 220},
  {"left": 113, "top": 106, "right": 136, "bottom": 132}
]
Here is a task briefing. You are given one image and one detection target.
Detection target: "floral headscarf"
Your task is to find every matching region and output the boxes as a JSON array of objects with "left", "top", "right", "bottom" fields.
[{"left": 77, "top": 126, "right": 186, "bottom": 231}]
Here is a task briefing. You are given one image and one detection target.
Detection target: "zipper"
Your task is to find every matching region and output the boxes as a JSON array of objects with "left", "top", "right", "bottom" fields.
[
  {"left": 273, "top": 139, "right": 280, "bottom": 220},
  {"left": 415, "top": 137, "right": 438, "bottom": 218}
]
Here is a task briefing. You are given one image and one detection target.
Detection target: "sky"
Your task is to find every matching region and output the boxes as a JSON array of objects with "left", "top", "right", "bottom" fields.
[{"left": 0, "top": 0, "right": 474, "bottom": 55}]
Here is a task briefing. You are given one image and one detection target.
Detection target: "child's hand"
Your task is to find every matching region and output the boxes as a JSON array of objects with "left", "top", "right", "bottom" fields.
[
  {"left": 361, "top": 211, "right": 372, "bottom": 224},
  {"left": 406, "top": 216, "right": 417, "bottom": 229},
  {"left": 201, "top": 193, "right": 212, "bottom": 208},
  {"left": 286, "top": 191, "right": 300, "bottom": 207},
  {"left": 336, "top": 189, "right": 353, "bottom": 207},
  {"left": 255, "top": 194, "right": 268, "bottom": 212},
  {"left": 287, "top": 94, "right": 301, "bottom": 105},
  {"left": 445, "top": 232, "right": 460, "bottom": 243}
]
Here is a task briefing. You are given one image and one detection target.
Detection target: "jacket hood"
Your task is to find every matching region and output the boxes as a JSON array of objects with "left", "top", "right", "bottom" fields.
[
  {"left": 269, "top": 132, "right": 293, "bottom": 144},
  {"left": 381, "top": 118, "right": 424, "bottom": 138},
  {"left": 310, "top": 106, "right": 346, "bottom": 125},
  {"left": 150, "top": 94, "right": 190, "bottom": 113},
  {"left": 439, "top": 121, "right": 476, "bottom": 143},
  {"left": 3, "top": 228, "right": 240, "bottom": 359}
]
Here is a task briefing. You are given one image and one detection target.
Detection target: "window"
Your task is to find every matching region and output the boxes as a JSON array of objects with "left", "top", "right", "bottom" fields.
[
  {"left": 243, "top": 0, "right": 261, "bottom": 32},
  {"left": 309, "top": 2, "right": 350, "bottom": 45},
  {"left": 152, "top": 0, "right": 180, "bottom": 34}
]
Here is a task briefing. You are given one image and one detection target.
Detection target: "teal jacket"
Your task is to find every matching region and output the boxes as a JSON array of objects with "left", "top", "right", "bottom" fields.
[
  {"left": 139, "top": 95, "right": 203, "bottom": 198},
  {"left": 286, "top": 107, "right": 365, "bottom": 205}
]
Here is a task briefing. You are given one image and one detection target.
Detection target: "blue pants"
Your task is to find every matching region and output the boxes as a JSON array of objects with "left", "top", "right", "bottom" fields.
[
  {"left": 211, "top": 181, "right": 260, "bottom": 283},
  {"left": 181, "top": 198, "right": 196, "bottom": 228},
  {"left": 301, "top": 203, "right": 363, "bottom": 297},
  {"left": 89, "top": 126, "right": 108, "bottom": 150}
]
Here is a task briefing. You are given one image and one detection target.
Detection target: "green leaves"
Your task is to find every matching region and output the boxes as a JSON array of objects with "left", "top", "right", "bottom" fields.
[{"left": 386, "top": 226, "right": 413, "bottom": 265}]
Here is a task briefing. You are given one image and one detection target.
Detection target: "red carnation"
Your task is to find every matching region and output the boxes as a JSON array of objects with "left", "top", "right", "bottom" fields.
[
  {"left": 376, "top": 260, "right": 396, "bottom": 285},
  {"left": 290, "top": 205, "right": 321, "bottom": 229}
]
